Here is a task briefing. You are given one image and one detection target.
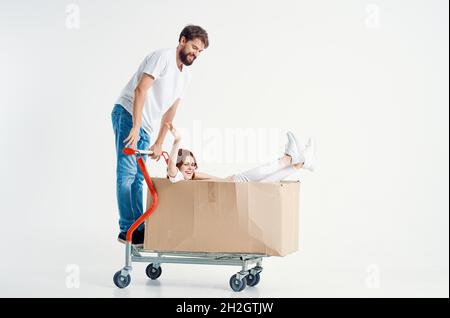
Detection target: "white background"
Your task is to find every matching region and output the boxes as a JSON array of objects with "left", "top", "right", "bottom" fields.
[{"left": 0, "top": 0, "right": 448, "bottom": 297}]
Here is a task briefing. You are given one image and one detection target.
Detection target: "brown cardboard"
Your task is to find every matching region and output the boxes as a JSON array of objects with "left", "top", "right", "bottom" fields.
[{"left": 144, "top": 178, "right": 300, "bottom": 256}]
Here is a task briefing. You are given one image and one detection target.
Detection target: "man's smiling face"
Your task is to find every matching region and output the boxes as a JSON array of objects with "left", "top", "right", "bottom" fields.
[{"left": 179, "top": 37, "right": 205, "bottom": 66}]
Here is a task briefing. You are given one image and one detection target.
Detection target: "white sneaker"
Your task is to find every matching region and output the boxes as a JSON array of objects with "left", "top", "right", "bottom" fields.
[
  {"left": 285, "top": 131, "right": 305, "bottom": 165},
  {"left": 302, "top": 137, "right": 315, "bottom": 172}
]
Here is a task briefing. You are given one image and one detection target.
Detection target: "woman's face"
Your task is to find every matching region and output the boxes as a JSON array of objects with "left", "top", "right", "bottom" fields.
[{"left": 179, "top": 155, "right": 197, "bottom": 180}]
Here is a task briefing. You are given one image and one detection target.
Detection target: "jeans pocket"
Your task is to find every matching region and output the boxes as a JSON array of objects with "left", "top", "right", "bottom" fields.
[
  {"left": 111, "top": 104, "right": 125, "bottom": 117},
  {"left": 139, "top": 129, "right": 149, "bottom": 142},
  {"left": 111, "top": 113, "right": 117, "bottom": 132},
  {"left": 111, "top": 105, "right": 122, "bottom": 128}
]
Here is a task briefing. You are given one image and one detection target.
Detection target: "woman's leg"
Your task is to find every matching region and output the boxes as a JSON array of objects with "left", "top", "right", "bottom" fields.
[
  {"left": 259, "top": 164, "right": 301, "bottom": 182},
  {"left": 231, "top": 155, "right": 292, "bottom": 182}
]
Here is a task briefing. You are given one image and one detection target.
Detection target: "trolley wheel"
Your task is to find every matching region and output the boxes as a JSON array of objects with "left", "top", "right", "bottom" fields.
[
  {"left": 246, "top": 273, "right": 261, "bottom": 287},
  {"left": 146, "top": 263, "right": 162, "bottom": 280},
  {"left": 113, "top": 271, "right": 131, "bottom": 289},
  {"left": 229, "top": 274, "right": 247, "bottom": 292}
]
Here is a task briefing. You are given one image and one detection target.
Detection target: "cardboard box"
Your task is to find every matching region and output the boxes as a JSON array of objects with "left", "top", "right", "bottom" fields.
[{"left": 144, "top": 178, "right": 300, "bottom": 256}]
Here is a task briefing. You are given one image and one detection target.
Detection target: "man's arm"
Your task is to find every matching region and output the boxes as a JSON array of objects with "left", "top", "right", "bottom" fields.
[
  {"left": 123, "top": 73, "right": 155, "bottom": 148},
  {"left": 150, "top": 98, "right": 181, "bottom": 160}
]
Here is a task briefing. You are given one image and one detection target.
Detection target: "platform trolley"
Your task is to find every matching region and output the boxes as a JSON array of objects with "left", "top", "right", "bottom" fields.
[{"left": 113, "top": 148, "right": 267, "bottom": 292}]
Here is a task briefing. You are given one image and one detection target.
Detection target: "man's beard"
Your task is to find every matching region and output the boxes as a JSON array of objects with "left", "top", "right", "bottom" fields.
[{"left": 179, "top": 49, "right": 196, "bottom": 66}]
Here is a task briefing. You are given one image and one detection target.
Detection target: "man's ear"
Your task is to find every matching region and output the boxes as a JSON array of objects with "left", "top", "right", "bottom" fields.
[{"left": 179, "top": 36, "right": 186, "bottom": 45}]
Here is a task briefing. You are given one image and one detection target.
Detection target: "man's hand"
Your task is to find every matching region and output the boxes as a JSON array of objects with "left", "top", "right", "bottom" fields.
[
  {"left": 123, "top": 127, "right": 140, "bottom": 149},
  {"left": 150, "top": 143, "right": 163, "bottom": 161}
]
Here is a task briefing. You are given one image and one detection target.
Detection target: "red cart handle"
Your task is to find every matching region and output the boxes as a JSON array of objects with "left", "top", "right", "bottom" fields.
[{"left": 121, "top": 147, "right": 170, "bottom": 243}]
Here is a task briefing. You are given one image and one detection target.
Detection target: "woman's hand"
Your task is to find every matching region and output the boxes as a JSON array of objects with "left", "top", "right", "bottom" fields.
[
  {"left": 166, "top": 122, "right": 181, "bottom": 175},
  {"left": 166, "top": 122, "right": 181, "bottom": 142}
]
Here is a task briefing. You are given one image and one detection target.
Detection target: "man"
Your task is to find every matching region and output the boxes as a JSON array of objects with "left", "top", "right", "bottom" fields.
[{"left": 111, "top": 25, "right": 209, "bottom": 245}]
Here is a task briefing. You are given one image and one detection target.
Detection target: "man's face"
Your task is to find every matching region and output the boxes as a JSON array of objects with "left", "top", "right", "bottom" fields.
[{"left": 179, "top": 37, "right": 205, "bottom": 66}]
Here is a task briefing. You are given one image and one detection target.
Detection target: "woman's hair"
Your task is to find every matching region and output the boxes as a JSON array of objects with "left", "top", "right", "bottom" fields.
[{"left": 167, "top": 148, "right": 198, "bottom": 179}]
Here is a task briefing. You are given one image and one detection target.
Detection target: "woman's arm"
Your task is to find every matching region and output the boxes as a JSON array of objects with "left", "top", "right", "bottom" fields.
[
  {"left": 193, "top": 171, "right": 223, "bottom": 180},
  {"left": 166, "top": 123, "right": 181, "bottom": 177}
]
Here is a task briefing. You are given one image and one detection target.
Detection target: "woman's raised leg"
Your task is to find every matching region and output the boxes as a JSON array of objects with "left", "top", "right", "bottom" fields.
[
  {"left": 231, "top": 155, "right": 292, "bottom": 182},
  {"left": 259, "top": 164, "right": 302, "bottom": 183}
]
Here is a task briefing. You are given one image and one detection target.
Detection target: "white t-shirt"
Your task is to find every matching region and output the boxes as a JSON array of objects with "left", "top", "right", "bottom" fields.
[
  {"left": 168, "top": 168, "right": 185, "bottom": 183},
  {"left": 116, "top": 48, "right": 191, "bottom": 135}
]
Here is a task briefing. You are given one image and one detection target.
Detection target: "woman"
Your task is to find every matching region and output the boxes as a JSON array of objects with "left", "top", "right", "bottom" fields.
[{"left": 165, "top": 123, "right": 315, "bottom": 183}]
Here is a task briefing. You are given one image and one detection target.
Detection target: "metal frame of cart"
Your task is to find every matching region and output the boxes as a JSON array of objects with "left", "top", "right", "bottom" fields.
[
  {"left": 113, "top": 148, "right": 267, "bottom": 292},
  {"left": 115, "top": 245, "right": 266, "bottom": 292}
]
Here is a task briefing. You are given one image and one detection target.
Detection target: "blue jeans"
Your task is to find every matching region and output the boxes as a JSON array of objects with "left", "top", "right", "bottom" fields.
[{"left": 111, "top": 104, "right": 151, "bottom": 233}]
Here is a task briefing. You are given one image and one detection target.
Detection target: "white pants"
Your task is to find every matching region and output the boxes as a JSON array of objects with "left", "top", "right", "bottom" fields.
[{"left": 231, "top": 159, "right": 296, "bottom": 183}]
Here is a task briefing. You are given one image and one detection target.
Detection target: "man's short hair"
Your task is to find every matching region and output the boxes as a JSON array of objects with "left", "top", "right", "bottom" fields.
[{"left": 179, "top": 25, "right": 209, "bottom": 48}]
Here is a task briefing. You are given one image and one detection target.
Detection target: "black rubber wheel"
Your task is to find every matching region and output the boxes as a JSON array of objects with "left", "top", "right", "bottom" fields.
[
  {"left": 229, "top": 274, "right": 247, "bottom": 292},
  {"left": 146, "top": 263, "right": 162, "bottom": 280},
  {"left": 246, "top": 273, "right": 261, "bottom": 287},
  {"left": 113, "top": 271, "right": 131, "bottom": 288}
]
